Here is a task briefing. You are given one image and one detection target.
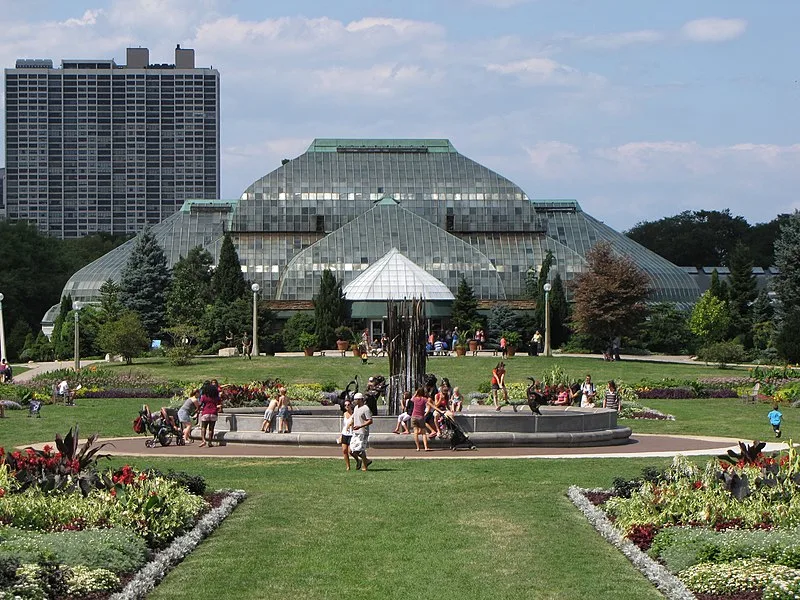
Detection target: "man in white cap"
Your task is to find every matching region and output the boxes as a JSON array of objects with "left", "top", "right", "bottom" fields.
[{"left": 351, "top": 393, "right": 373, "bottom": 471}]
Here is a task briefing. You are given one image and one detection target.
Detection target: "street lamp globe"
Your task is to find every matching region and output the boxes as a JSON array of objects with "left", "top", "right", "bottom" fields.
[
  {"left": 543, "top": 283, "right": 551, "bottom": 293},
  {"left": 0, "top": 293, "right": 4, "bottom": 301},
  {"left": 251, "top": 283, "right": 260, "bottom": 293}
]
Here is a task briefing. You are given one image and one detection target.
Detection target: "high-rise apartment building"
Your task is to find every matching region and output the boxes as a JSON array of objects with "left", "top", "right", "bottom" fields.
[{"left": 3, "top": 46, "right": 219, "bottom": 238}]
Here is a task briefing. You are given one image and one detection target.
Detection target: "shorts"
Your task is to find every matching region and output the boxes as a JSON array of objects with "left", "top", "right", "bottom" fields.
[
  {"left": 200, "top": 414, "right": 217, "bottom": 423},
  {"left": 263, "top": 409, "right": 275, "bottom": 421},
  {"left": 491, "top": 383, "right": 501, "bottom": 390},
  {"left": 353, "top": 432, "right": 369, "bottom": 449},
  {"left": 397, "top": 412, "right": 411, "bottom": 423},
  {"left": 278, "top": 407, "right": 289, "bottom": 418},
  {"left": 340, "top": 434, "right": 352, "bottom": 446},
  {"left": 411, "top": 417, "right": 426, "bottom": 430}
]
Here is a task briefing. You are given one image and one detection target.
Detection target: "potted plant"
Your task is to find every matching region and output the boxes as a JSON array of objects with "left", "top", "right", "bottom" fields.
[
  {"left": 455, "top": 341, "right": 467, "bottom": 357},
  {"left": 335, "top": 326, "right": 353, "bottom": 354},
  {"left": 503, "top": 331, "right": 522, "bottom": 357},
  {"left": 298, "top": 332, "right": 319, "bottom": 357}
]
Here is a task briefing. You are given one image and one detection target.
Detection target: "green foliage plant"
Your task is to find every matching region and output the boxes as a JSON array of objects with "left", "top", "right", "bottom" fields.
[
  {"left": 313, "top": 269, "right": 346, "bottom": 349},
  {"left": 282, "top": 313, "right": 316, "bottom": 351},
  {"left": 166, "top": 246, "right": 213, "bottom": 327},
  {"left": 97, "top": 311, "right": 151, "bottom": 364},
  {"left": 211, "top": 234, "right": 248, "bottom": 304},
  {"left": 679, "top": 558, "right": 798, "bottom": 596},
  {"left": 689, "top": 290, "right": 731, "bottom": 343},
  {"left": 0, "top": 527, "right": 148, "bottom": 573},
  {"left": 450, "top": 276, "right": 479, "bottom": 332},
  {"left": 298, "top": 332, "right": 319, "bottom": 351},
  {"left": 696, "top": 340, "right": 747, "bottom": 368}
]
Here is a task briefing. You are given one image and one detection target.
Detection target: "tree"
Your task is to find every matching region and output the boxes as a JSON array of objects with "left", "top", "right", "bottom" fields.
[
  {"left": 450, "top": 276, "right": 479, "bottom": 332},
  {"left": 773, "top": 211, "right": 800, "bottom": 315},
  {"left": 727, "top": 243, "right": 757, "bottom": 342},
  {"left": 548, "top": 272, "right": 570, "bottom": 348},
  {"left": 752, "top": 288, "right": 774, "bottom": 324},
  {"left": 570, "top": 242, "right": 652, "bottom": 344},
  {"left": 167, "top": 247, "right": 214, "bottom": 326},
  {"left": 775, "top": 307, "right": 800, "bottom": 364},
  {"left": 98, "top": 279, "right": 124, "bottom": 323},
  {"left": 487, "top": 304, "right": 517, "bottom": 339},
  {"left": 5, "top": 319, "right": 31, "bottom": 361},
  {"left": 640, "top": 303, "right": 696, "bottom": 354},
  {"left": 97, "top": 311, "right": 151, "bottom": 364},
  {"left": 118, "top": 227, "right": 172, "bottom": 338},
  {"left": 281, "top": 312, "right": 316, "bottom": 351},
  {"left": 534, "top": 250, "right": 555, "bottom": 332},
  {"left": 708, "top": 269, "right": 728, "bottom": 302},
  {"left": 212, "top": 234, "right": 248, "bottom": 304},
  {"left": 51, "top": 294, "right": 73, "bottom": 359},
  {"left": 689, "top": 291, "right": 731, "bottom": 343},
  {"left": 313, "top": 269, "right": 346, "bottom": 349}
]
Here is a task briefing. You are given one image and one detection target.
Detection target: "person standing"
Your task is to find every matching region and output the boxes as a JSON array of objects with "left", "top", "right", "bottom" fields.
[
  {"left": 768, "top": 403, "right": 783, "bottom": 438},
  {"left": 491, "top": 362, "right": 508, "bottom": 411},
  {"left": 178, "top": 389, "right": 201, "bottom": 443},
  {"left": 351, "top": 393, "right": 373, "bottom": 471},
  {"left": 198, "top": 380, "right": 221, "bottom": 448},
  {"left": 261, "top": 395, "right": 279, "bottom": 433},
  {"left": 340, "top": 400, "right": 355, "bottom": 470},
  {"left": 241, "top": 335, "right": 252, "bottom": 360},
  {"left": 277, "top": 387, "right": 292, "bottom": 433},
  {"left": 532, "top": 330, "right": 542, "bottom": 356},
  {"left": 603, "top": 380, "right": 620, "bottom": 412},
  {"left": 410, "top": 387, "right": 430, "bottom": 451},
  {"left": 580, "top": 374, "right": 597, "bottom": 408},
  {"left": 612, "top": 336, "right": 621, "bottom": 362}
]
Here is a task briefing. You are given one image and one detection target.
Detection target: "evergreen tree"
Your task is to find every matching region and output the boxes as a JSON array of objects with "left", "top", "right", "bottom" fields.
[
  {"left": 752, "top": 288, "right": 774, "bottom": 324},
  {"left": 774, "top": 211, "right": 800, "bottom": 315},
  {"left": 6, "top": 319, "right": 32, "bottom": 361},
  {"left": 212, "top": 234, "right": 248, "bottom": 304},
  {"left": 534, "top": 250, "right": 555, "bottom": 331},
  {"left": 450, "top": 276, "right": 479, "bottom": 332},
  {"left": 775, "top": 306, "right": 800, "bottom": 364},
  {"left": 51, "top": 295, "right": 73, "bottom": 359},
  {"left": 167, "top": 247, "right": 214, "bottom": 326},
  {"left": 98, "top": 279, "right": 124, "bottom": 322},
  {"left": 727, "top": 243, "right": 757, "bottom": 342},
  {"left": 313, "top": 269, "right": 346, "bottom": 349},
  {"left": 118, "top": 227, "right": 171, "bottom": 338},
  {"left": 708, "top": 269, "right": 729, "bottom": 301},
  {"left": 548, "top": 272, "right": 570, "bottom": 348},
  {"left": 487, "top": 304, "right": 517, "bottom": 339}
]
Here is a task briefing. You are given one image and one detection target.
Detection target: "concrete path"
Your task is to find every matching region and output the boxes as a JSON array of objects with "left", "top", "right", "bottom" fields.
[
  {"left": 11, "top": 360, "right": 105, "bottom": 383},
  {"left": 24, "top": 433, "right": 782, "bottom": 461}
]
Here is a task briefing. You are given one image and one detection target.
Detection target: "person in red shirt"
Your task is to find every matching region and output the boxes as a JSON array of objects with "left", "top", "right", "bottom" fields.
[
  {"left": 198, "top": 380, "right": 222, "bottom": 448},
  {"left": 491, "top": 362, "right": 508, "bottom": 411},
  {"left": 410, "top": 388, "right": 430, "bottom": 451}
]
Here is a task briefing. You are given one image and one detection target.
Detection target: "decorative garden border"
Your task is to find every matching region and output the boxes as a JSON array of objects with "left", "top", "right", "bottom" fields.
[
  {"left": 109, "top": 489, "right": 247, "bottom": 600},
  {"left": 567, "top": 486, "right": 695, "bottom": 600}
]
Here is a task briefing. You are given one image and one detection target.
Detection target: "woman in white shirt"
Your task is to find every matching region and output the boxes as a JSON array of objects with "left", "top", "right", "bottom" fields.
[
  {"left": 580, "top": 374, "right": 596, "bottom": 408},
  {"left": 339, "top": 400, "right": 355, "bottom": 471}
]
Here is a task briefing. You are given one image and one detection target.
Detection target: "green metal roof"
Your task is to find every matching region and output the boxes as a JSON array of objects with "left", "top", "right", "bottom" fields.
[
  {"left": 179, "top": 198, "right": 239, "bottom": 213},
  {"left": 306, "top": 138, "right": 457, "bottom": 153}
]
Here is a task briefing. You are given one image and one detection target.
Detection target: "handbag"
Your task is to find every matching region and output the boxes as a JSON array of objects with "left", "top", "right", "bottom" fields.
[{"left": 350, "top": 433, "right": 363, "bottom": 452}]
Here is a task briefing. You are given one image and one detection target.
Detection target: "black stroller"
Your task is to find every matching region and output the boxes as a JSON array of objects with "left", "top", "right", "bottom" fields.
[
  {"left": 134, "top": 406, "right": 185, "bottom": 448},
  {"left": 437, "top": 412, "right": 477, "bottom": 450}
]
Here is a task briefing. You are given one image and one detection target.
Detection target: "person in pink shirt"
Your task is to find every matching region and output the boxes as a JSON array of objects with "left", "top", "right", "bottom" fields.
[{"left": 410, "top": 388, "right": 430, "bottom": 452}]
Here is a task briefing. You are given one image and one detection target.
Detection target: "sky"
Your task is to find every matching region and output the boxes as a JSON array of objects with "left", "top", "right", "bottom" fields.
[{"left": 1, "top": 0, "right": 798, "bottom": 231}]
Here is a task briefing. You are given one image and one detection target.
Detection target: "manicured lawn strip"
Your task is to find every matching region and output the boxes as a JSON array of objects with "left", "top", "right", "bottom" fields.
[
  {"left": 115, "top": 457, "right": 669, "bottom": 600},
  {"left": 102, "top": 355, "right": 747, "bottom": 396},
  {"left": 0, "top": 397, "right": 145, "bottom": 448},
  {"left": 626, "top": 398, "right": 782, "bottom": 440}
]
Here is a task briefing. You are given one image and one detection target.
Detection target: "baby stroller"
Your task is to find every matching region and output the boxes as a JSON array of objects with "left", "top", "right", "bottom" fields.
[
  {"left": 437, "top": 412, "right": 477, "bottom": 451},
  {"left": 134, "top": 406, "right": 184, "bottom": 448}
]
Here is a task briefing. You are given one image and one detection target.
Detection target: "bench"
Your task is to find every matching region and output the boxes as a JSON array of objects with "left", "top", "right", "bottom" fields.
[{"left": 741, "top": 382, "right": 760, "bottom": 404}]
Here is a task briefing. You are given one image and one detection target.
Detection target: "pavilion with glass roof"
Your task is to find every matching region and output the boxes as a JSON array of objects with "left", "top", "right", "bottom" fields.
[{"left": 50, "top": 138, "right": 701, "bottom": 333}]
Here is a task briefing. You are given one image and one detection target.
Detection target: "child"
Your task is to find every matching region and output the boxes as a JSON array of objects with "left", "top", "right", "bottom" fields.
[
  {"left": 768, "top": 403, "right": 783, "bottom": 439},
  {"left": 393, "top": 391, "right": 413, "bottom": 434},
  {"left": 450, "top": 387, "right": 464, "bottom": 412},
  {"left": 261, "top": 396, "right": 279, "bottom": 433}
]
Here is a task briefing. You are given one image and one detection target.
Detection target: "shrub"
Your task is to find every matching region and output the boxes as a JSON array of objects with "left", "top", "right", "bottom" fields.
[
  {"left": 166, "top": 345, "right": 195, "bottom": 366},
  {"left": 697, "top": 341, "right": 748, "bottom": 368},
  {"left": 146, "top": 469, "right": 206, "bottom": 497},
  {"left": 679, "top": 558, "right": 799, "bottom": 596},
  {"left": 0, "top": 527, "right": 148, "bottom": 573}
]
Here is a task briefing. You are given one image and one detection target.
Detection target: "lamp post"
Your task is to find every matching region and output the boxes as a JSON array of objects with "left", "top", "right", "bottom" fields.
[
  {"left": 543, "top": 283, "right": 552, "bottom": 357},
  {"left": 251, "top": 283, "right": 260, "bottom": 357},
  {"left": 73, "top": 302, "right": 84, "bottom": 372},
  {"left": 0, "top": 293, "right": 6, "bottom": 363}
]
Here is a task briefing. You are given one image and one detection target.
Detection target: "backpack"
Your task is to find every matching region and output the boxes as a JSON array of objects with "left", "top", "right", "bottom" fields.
[{"left": 133, "top": 415, "right": 145, "bottom": 434}]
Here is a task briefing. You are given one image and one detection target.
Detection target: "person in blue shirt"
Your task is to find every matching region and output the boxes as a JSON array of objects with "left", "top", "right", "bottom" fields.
[{"left": 768, "top": 404, "right": 783, "bottom": 438}]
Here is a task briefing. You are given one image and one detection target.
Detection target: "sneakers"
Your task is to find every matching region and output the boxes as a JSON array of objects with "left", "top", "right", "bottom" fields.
[
  {"left": 355, "top": 457, "right": 362, "bottom": 470},
  {"left": 776, "top": 430, "right": 782, "bottom": 438}
]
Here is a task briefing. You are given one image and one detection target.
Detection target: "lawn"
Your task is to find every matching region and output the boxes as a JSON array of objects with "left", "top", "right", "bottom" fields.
[
  {"left": 101, "top": 354, "right": 748, "bottom": 395},
  {"left": 0, "top": 357, "right": 779, "bottom": 599}
]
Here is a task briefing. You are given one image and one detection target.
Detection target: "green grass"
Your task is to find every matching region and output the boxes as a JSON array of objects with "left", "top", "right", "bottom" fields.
[
  {"left": 0, "top": 357, "right": 776, "bottom": 599},
  {"left": 130, "top": 456, "right": 668, "bottom": 600},
  {"left": 102, "top": 354, "right": 748, "bottom": 394}
]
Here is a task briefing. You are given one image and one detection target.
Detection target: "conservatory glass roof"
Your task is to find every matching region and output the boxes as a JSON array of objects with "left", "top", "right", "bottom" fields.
[{"left": 343, "top": 248, "right": 455, "bottom": 301}]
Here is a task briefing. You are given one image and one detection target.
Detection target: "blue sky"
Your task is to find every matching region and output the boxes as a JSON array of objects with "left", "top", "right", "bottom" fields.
[{"left": 1, "top": 0, "right": 798, "bottom": 230}]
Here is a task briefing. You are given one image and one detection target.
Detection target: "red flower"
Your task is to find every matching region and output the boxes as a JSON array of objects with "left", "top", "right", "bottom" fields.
[
  {"left": 0, "top": 488, "right": 5, "bottom": 497},
  {"left": 42, "top": 445, "right": 53, "bottom": 454},
  {"left": 110, "top": 488, "right": 117, "bottom": 497},
  {"left": 693, "top": 481, "right": 703, "bottom": 489}
]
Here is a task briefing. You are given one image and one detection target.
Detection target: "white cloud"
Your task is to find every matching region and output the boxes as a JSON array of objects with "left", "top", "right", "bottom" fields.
[
  {"left": 60, "top": 9, "right": 102, "bottom": 27},
  {"left": 567, "top": 30, "right": 665, "bottom": 49},
  {"left": 470, "top": 0, "right": 535, "bottom": 7},
  {"left": 681, "top": 18, "right": 748, "bottom": 42},
  {"left": 486, "top": 57, "right": 604, "bottom": 86},
  {"left": 524, "top": 142, "right": 581, "bottom": 178}
]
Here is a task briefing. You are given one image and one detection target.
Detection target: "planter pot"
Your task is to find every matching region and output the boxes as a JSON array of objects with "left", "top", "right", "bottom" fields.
[
  {"left": 506, "top": 347, "right": 517, "bottom": 357},
  {"left": 303, "top": 348, "right": 315, "bottom": 357},
  {"left": 352, "top": 348, "right": 361, "bottom": 357},
  {"left": 336, "top": 340, "right": 349, "bottom": 352},
  {"left": 455, "top": 346, "right": 467, "bottom": 356},
  {"left": 468, "top": 340, "right": 478, "bottom": 352}
]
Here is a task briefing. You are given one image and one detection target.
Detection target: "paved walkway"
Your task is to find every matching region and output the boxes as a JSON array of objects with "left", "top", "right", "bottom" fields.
[{"left": 25, "top": 434, "right": 781, "bottom": 460}]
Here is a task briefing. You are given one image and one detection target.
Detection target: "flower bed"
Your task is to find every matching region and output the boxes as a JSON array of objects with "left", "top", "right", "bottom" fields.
[
  {"left": 0, "top": 428, "right": 244, "bottom": 599},
  {"left": 571, "top": 442, "right": 800, "bottom": 598}
]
